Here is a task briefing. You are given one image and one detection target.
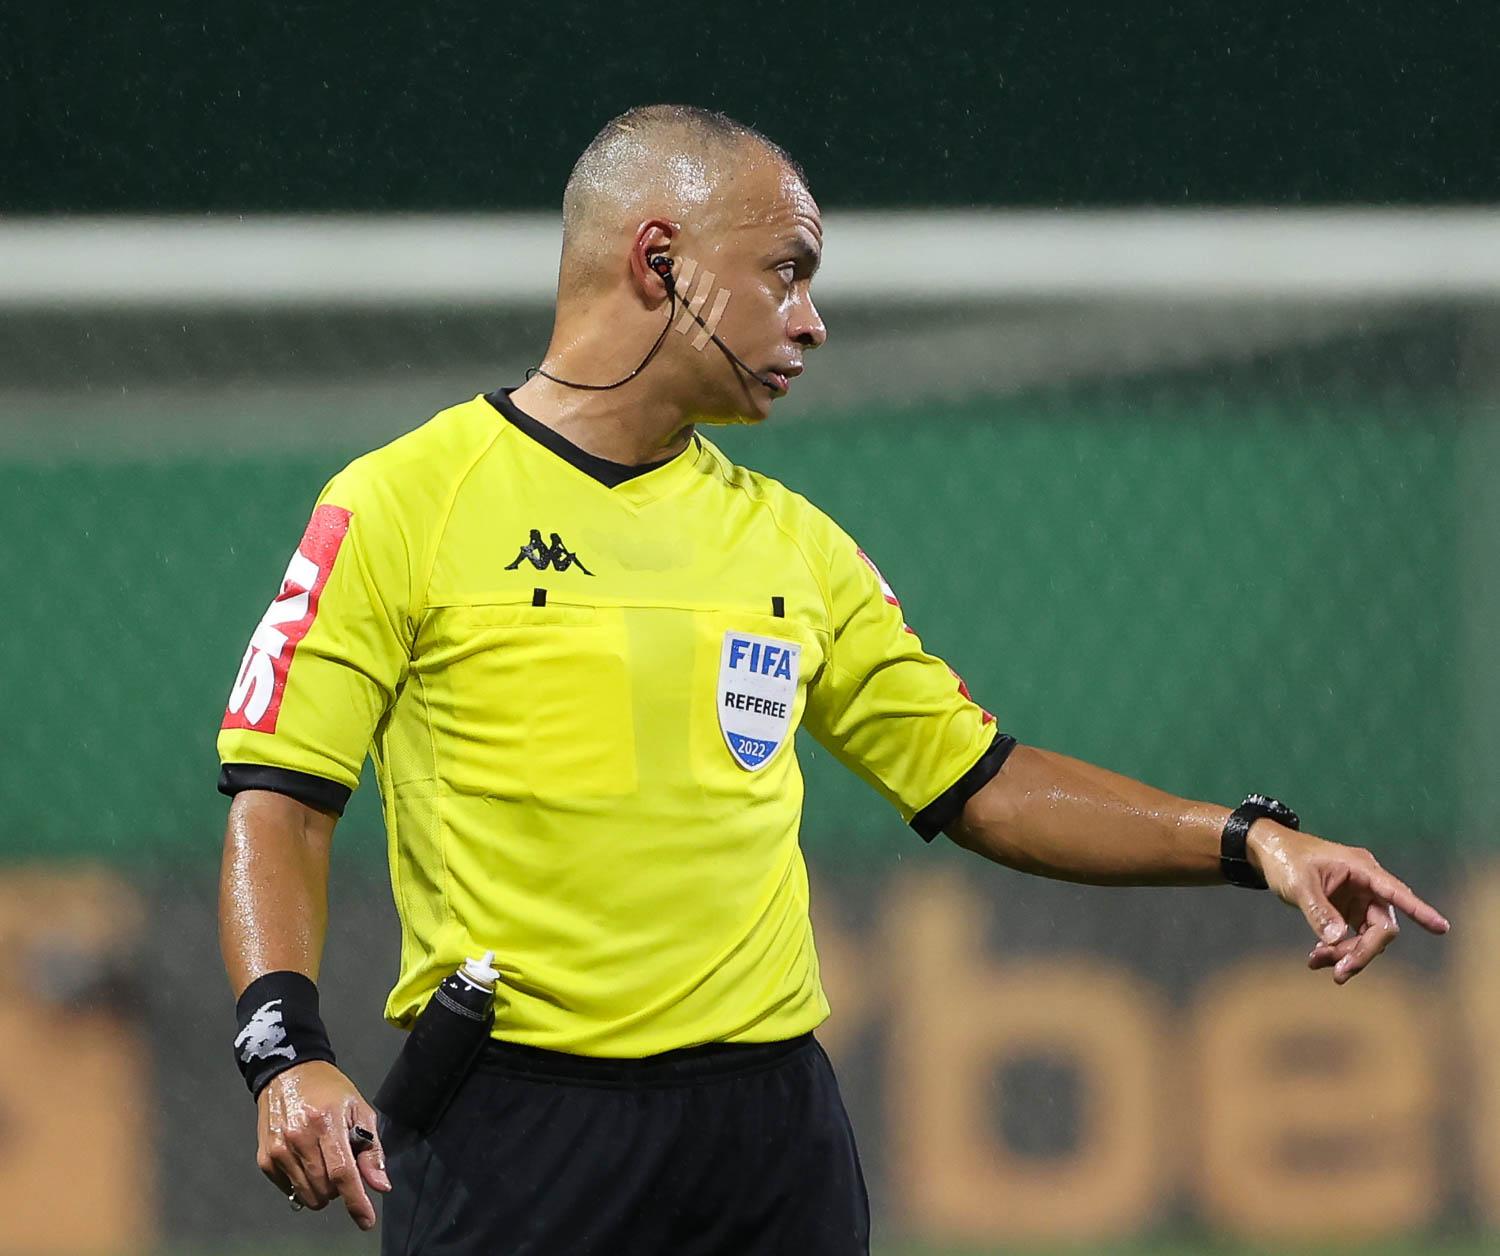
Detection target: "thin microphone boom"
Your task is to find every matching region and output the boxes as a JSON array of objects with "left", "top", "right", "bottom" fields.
[
  {"left": 527, "top": 255, "right": 779, "bottom": 392},
  {"left": 658, "top": 259, "right": 780, "bottom": 391}
]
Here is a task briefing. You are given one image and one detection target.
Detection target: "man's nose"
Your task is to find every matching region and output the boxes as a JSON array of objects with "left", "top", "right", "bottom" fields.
[{"left": 792, "top": 298, "right": 827, "bottom": 349}]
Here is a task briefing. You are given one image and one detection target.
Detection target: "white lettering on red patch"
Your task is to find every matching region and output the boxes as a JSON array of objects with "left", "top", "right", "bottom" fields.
[
  {"left": 222, "top": 504, "right": 352, "bottom": 734},
  {"left": 857, "top": 547, "right": 901, "bottom": 608}
]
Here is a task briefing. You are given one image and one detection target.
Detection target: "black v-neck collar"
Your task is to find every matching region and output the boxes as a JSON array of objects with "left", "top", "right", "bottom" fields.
[{"left": 486, "top": 388, "right": 693, "bottom": 489}]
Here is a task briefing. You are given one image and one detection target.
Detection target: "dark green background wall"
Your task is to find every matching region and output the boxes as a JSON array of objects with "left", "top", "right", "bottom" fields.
[
  {"left": 0, "top": 396, "right": 1461, "bottom": 865},
  {"left": 8, "top": 0, "right": 1496, "bottom": 214}
]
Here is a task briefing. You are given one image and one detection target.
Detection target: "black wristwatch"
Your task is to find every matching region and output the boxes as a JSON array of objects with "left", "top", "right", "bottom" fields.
[{"left": 1220, "top": 793, "right": 1300, "bottom": 890}]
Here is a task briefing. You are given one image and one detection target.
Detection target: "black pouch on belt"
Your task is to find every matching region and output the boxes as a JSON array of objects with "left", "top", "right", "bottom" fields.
[{"left": 375, "top": 956, "right": 497, "bottom": 1136}]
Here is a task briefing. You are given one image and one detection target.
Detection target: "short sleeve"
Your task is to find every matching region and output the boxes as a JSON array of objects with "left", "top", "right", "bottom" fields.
[
  {"left": 216, "top": 466, "right": 414, "bottom": 814},
  {"left": 801, "top": 520, "right": 1015, "bottom": 841}
]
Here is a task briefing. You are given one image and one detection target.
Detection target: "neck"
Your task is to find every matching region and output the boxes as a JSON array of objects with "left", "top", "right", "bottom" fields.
[
  {"left": 509, "top": 373, "right": 697, "bottom": 466},
  {"left": 511, "top": 302, "right": 703, "bottom": 465}
]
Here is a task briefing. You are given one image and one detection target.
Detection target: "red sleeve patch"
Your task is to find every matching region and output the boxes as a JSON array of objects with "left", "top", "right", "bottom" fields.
[
  {"left": 856, "top": 544, "right": 994, "bottom": 725},
  {"left": 222, "top": 504, "right": 352, "bottom": 734},
  {"left": 950, "top": 666, "right": 996, "bottom": 725},
  {"left": 856, "top": 547, "right": 901, "bottom": 608}
]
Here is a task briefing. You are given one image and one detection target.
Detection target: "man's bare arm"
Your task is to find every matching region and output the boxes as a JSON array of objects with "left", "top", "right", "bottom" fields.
[
  {"left": 947, "top": 744, "right": 1450, "bottom": 979},
  {"left": 945, "top": 744, "right": 1232, "bottom": 886},
  {"left": 220, "top": 790, "right": 334, "bottom": 993},
  {"left": 219, "top": 789, "right": 389, "bottom": 1230}
]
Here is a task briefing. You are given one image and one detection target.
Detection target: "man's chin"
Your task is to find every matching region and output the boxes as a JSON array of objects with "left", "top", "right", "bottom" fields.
[
  {"left": 698, "top": 411, "right": 769, "bottom": 428},
  {"left": 691, "top": 395, "right": 774, "bottom": 427}
]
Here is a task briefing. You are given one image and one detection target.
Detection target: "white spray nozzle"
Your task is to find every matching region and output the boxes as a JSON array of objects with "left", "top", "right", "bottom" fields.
[{"left": 460, "top": 950, "right": 500, "bottom": 989}]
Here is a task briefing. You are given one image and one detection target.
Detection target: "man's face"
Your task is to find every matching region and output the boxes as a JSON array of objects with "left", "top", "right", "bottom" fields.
[{"left": 674, "top": 157, "right": 826, "bottom": 423}]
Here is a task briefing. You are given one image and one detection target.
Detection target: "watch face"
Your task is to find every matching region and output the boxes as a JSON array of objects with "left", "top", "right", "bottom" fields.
[{"left": 1244, "top": 793, "right": 1300, "bottom": 831}]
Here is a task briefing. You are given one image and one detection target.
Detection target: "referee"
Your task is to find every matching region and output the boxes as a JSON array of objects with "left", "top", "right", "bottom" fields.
[{"left": 217, "top": 105, "right": 1450, "bottom": 1254}]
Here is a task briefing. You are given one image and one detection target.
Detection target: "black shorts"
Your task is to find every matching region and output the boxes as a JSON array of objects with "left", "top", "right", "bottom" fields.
[{"left": 378, "top": 1032, "right": 869, "bottom": 1255}]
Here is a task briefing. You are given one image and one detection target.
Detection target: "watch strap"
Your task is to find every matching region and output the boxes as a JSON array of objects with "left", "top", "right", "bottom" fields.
[{"left": 1220, "top": 793, "right": 1300, "bottom": 890}]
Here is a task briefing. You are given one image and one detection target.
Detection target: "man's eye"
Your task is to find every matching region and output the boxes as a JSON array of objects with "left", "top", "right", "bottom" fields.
[{"left": 776, "top": 263, "right": 797, "bottom": 283}]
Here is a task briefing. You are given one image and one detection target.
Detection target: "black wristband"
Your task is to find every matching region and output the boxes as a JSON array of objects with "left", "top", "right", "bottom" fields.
[
  {"left": 233, "top": 971, "right": 337, "bottom": 1100},
  {"left": 1220, "top": 792, "right": 1301, "bottom": 891}
]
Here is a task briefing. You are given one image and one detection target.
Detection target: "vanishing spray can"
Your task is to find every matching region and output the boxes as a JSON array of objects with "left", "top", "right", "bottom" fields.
[{"left": 374, "top": 951, "right": 498, "bottom": 1135}]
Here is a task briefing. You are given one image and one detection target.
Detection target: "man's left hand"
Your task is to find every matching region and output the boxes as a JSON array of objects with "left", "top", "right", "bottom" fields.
[{"left": 1249, "top": 824, "right": 1451, "bottom": 983}]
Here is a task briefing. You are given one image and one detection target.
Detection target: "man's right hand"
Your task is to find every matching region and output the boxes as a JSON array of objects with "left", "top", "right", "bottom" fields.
[{"left": 256, "top": 1060, "right": 391, "bottom": 1231}]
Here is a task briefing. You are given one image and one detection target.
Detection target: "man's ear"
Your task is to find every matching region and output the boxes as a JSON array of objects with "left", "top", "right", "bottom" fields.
[{"left": 631, "top": 219, "right": 678, "bottom": 305}]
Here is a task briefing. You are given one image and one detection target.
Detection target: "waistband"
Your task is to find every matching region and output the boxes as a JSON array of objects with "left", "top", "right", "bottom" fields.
[{"left": 475, "top": 1032, "right": 816, "bottom": 1089}]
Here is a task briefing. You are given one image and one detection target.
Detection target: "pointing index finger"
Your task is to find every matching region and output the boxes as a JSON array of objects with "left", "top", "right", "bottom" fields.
[
  {"left": 1356, "top": 865, "right": 1450, "bottom": 934},
  {"left": 319, "top": 1126, "right": 376, "bottom": 1232}
]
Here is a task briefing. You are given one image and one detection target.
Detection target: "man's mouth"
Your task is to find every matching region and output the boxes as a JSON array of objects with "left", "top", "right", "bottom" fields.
[{"left": 766, "top": 365, "right": 802, "bottom": 393}]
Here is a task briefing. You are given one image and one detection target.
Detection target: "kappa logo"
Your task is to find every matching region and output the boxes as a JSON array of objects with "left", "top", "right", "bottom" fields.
[
  {"left": 505, "top": 528, "right": 594, "bottom": 575},
  {"left": 234, "top": 999, "right": 297, "bottom": 1065}
]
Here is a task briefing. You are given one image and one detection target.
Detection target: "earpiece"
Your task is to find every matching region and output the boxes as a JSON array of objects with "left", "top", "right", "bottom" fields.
[
  {"left": 648, "top": 255, "right": 675, "bottom": 290},
  {"left": 529, "top": 249, "right": 778, "bottom": 393}
]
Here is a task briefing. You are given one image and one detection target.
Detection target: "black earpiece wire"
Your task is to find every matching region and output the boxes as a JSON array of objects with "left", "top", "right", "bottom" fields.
[
  {"left": 525, "top": 257, "right": 680, "bottom": 391},
  {"left": 526, "top": 255, "right": 778, "bottom": 392}
]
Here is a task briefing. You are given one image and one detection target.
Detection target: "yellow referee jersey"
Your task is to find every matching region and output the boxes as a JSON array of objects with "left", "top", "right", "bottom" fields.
[{"left": 218, "top": 390, "right": 1012, "bottom": 1056}]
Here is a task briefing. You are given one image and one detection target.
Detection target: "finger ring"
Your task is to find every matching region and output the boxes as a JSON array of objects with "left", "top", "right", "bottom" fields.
[{"left": 288, "top": 1192, "right": 305, "bottom": 1212}]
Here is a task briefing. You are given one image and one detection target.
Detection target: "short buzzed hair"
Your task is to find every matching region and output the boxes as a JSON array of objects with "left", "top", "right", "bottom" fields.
[{"left": 559, "top": 104, "right": 805, "bottom": 295}]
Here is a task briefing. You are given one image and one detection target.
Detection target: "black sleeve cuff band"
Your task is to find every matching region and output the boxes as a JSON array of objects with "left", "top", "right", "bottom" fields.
[
  {"left": 218, "top": 763, "right": 353, "bottom": 816},
  {"left": 911, "top": 731, "right": 1019, "bottom": 842},
  {"left": 234, "top": 971, "right": 337, "bottom": 1100}
]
